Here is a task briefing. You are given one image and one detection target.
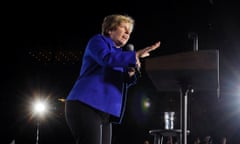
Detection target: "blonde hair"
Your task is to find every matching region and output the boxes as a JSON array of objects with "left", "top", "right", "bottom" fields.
[{"left": 101, "top": 14, "right": 135, "bottom": 36}]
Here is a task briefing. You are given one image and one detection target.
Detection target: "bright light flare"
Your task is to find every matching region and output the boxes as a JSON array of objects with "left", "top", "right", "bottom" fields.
[
  {"left": 143, "top": 99, "right": 151, "bottom": 108},
  {"left": 34, "top": 101, "right": 46, "bottom": 113},
  {"left": 32, "top": 100, "right": 49, "bottom": 118},
  {"left": 141, "top": 97, "right": 151, "bottom": 113}
]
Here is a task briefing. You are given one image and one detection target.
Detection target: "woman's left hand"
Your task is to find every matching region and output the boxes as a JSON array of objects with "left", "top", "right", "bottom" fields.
[{"left": 136, "top": 41, "right": 161, "bottom": 58}]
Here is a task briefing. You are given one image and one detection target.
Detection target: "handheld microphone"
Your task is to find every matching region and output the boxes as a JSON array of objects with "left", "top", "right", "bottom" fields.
[
  {"left": 126, "top": 43, "right": 134, "bottom": 51},
  {"left": 126, "top": 44, "right": 141, "bottom": 77}
]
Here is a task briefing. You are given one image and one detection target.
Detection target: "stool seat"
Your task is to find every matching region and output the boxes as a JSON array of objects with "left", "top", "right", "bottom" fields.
[{"left": 149, "top": 129, "right": 190, "bottom": 144}]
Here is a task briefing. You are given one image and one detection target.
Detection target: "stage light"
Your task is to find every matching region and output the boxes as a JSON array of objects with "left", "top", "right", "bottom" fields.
[
  {"left": 32, "top": 99, "right": 49, "bottom": 118},
  {"left": 34, "top": 102, "right": 46, "bottom": 114},
  {"left": 30, "top": 98, "right": 50, "bottom": 144}
]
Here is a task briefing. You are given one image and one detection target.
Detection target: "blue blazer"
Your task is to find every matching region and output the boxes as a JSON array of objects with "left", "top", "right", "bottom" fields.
[{"left": 66, "top": 34, "right": 137, "bottom": 120}]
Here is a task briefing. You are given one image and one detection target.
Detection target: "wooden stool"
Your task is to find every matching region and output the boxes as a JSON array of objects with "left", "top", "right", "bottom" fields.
[{"left": 149, "top": 129, "right": 190, "bottom": 144}]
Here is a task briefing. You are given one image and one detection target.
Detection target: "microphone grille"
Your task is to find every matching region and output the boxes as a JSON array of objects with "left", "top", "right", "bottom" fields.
[{"left": 126, "top": 44, "right": 134, "bottom": 51}]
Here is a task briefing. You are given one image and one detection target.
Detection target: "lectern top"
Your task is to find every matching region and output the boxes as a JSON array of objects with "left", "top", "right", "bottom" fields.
[{"left": 145, "top": 50, "right": 220, "bottom": 93}]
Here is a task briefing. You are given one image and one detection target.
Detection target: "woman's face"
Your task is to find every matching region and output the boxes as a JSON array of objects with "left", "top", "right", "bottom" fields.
[{"left": 108, "top": 22, "right": 132, "bottom": 48}]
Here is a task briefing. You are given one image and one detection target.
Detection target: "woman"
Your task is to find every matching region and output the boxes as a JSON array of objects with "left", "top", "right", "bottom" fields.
[{"left": 65, "top": 14, "right": 161, "bottom": 144}]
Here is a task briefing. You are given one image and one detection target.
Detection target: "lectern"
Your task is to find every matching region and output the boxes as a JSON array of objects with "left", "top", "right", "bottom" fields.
[{"left": 145, "top": 50, "right": 220, "bottom": 144}]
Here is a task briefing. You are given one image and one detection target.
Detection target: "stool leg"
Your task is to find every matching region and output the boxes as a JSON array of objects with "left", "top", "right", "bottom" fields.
[
  {"left": 160, "top": 136, "right": 163, "bottom": 144},
  {"left": 153, "top": 135, "right": 162, "bottom": 144}
]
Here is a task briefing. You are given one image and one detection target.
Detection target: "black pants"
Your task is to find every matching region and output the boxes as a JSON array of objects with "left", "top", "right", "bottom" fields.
[{"left": 65, "top": 100, "right": 112, "bottom": 144}]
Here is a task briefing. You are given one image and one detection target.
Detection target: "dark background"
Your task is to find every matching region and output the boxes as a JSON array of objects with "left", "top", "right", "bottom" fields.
[{"left": 2, "top": 0, "right": 240, "bottom": 144}]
